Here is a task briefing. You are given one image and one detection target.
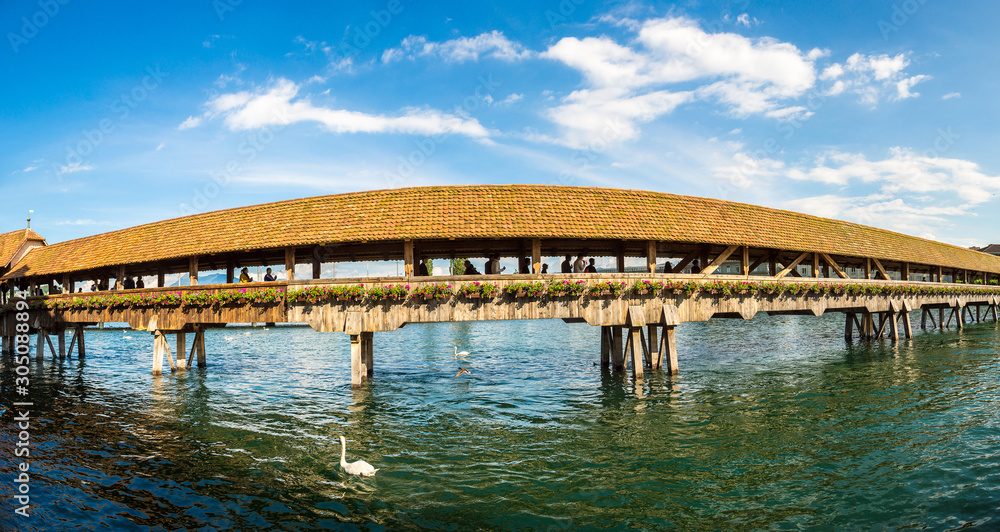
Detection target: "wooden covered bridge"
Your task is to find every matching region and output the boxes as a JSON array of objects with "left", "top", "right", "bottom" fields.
[{"left": 2, "top": 185, "right": 999, "bottom": 387}]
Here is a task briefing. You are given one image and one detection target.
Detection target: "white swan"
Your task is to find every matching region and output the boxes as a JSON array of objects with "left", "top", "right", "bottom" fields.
[
  {"left": 340, "top": 436, "right": 378, "bottom": 477},
  {"left": 454, "top": 346, "right": 470, "bottom": 357}
]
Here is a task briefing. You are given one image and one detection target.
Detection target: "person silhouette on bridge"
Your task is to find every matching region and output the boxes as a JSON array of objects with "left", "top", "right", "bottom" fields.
[
  {"left": 136, "top": 277, "right": 145, "bottom": 289},
  {"left": 463, "top": 260, "right": 480, "bottom": 275},
  {"left": 264, "top": 267, "right": 277, "bottom": 282},
  {"left": 662, "top": 261, "right": 673, "bottom": 274},
  {"left": 239, "top": 268, "right": 252, "bottom": 283},
  {"left": 584, "top": 258, "right": 597, "bottom": 273},
  {"left": 573, "top": 253, "right": 585, "bottom": 273},
  {"left": 561, "top": 254, "right": 572, "bottom": 273},
  {"left": 123, "top": 276, "right": 136, "bottom": 290},
  {"left": 690, "top": 260, "right": 702, "bottom": 274},
  {"left": 417, "top": 257, "right": 430, "bottom": 277}
]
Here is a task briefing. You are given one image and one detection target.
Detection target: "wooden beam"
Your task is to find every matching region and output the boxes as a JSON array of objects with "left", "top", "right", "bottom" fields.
[
  {"left": 646, "top": 240, "right": 657, "bottom": 274},
  {"left": 612, "top": 327, "right": 624, "bottom": 373},
  {"left": 176, "top": 332, "right": 186, "bottom": 371},
  {"left": 864, "top": 258, "right": 872, "bottom": 280},
  {"left": 189, "top": 256, "right": 199, "bottom": 286},
  {"left": 285, "top": 247, "right": 296, "bottom": 281},
  {"left": 403, "top": 240, "right": 414, "bottom": 277},
  {"left": 226, "top": 260, "right": 234, "bottom": 284},
  {"left": 157, "top": 264, "right": 165, "bottom": 288},
  {"left": 600, "top": 326, "right": 611, "bottom": 369},
  {"left": 671, "top": 249, "right": 701, "bottom": 274},
  {"left": 617, "top": 241, "right": 626, "bottom": 273},
  {"left": 741, "top": 246, "right": 749, "bottom": 276},
  {"left": 312, "top": 254, "right": 321, "bottom": 279},
  {"left": 748, "top": 254, "right": 767, "bottom": 275},
  {"left": 871, "top": 257, "right": 890, "bottom": 280},
  {"left": 775, "top": 252, "right": 810, "bottom": 279},
  {"left": 819, "top": 253, "right": 850, "bottom": 279},
  {"left": 700, "top": 245, "right": 739, "bottom": 276},
  {"left": 768, "top": 252, "right": 777, "bottom": 277},
  {"left": 811, "top": 252, "right": 820, "bottom": 278},
  {"left": 901, "top": 262, "right": 910, "bottom": 282},
  {"left": 532, "top": 238, "right": 542, "bottom": 275}
]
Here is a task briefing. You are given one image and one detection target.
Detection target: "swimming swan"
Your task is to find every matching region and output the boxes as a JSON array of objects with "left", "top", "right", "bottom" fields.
[
  {"left": 340, "top": 436, "right": 378, "bottom": 477},
  {"left": 454, "top": 346, "right": 470, "bottom": 357}
]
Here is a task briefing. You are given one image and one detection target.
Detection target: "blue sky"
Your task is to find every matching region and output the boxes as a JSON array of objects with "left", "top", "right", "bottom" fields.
[{"left": 3, "top": 0, "right": 999, "bottom": 252}]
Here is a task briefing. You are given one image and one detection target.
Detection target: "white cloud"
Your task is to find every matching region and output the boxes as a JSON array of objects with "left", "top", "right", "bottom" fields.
[
  {"left": 59, "top": 162, "right": 94, "bottom": 175},
  {"left": 155, "top": 142, "right": 165, "bottom": 151},
  {"left": 821, "top": 53, "right": 927, "bottom": 105},
  {"left": 784, "top": 194, "right": 971, "bottom": 237},
  {"left": 54, "top": 219, "right": 112, "bottom": 226},
  {"left": 896, "top": 74, "right": 928, "bottom": 100},
  {"left": 539, "top": 16, "right": 822, "bottom": 147},
  {"left": 785, "top": 148, "right": 1000, "bottom": 204},
  {"left": 178, "top": 115, "right": 203, "bottom": 130},
  {"left": 500, "top": 93, "right": 524, "bottom": 105},
  {"left": 203, "top": 78, "right": 489, "bottom": 138},
  {"left": 22, "top": 165, "right": 39, "bottom": 173},
  {"left": 942, "top": 91, "right": 961, "bottom": 100},
  {"left": 382, "top": 31, "right": 532, "bottom": 63}
]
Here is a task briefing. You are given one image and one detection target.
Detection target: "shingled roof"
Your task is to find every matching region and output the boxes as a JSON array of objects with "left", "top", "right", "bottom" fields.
[
  {"left": 5, "top": 185, "right": 1000, "bottom": 278},
  {"left": 0, "top": 228, "right": 45, "bottom": 269}
]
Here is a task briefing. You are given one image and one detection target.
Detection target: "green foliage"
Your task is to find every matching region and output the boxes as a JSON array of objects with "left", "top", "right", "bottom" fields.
[
  {"left": 410, "top": 283, "right": 454, "bottom": 301},
  {"left": 457, "top": 281, "right": 499, "bottom": 298},
  {"left": 544, "top": 279, "right": 587, "bottom": 297},
  {"left": 586, "top": 281, "right": 627, "bottom": 297},
  {"left": 503, "top": 281, "right": 545, "bottom": 297}
]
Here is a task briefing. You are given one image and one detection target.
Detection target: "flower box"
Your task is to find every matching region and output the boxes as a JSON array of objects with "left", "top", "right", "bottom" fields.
[
  {"left": 636, "top": 289, "right": 649, "bottom": 295},
  {"left": 467, "top": 293, "right": 480, "bottom": 299},
  {"left": 515, "top": 291, "right": 527, "bottom": 297},
  {"left": 600, "top": 290, "right": 612, "bottom": 296}
]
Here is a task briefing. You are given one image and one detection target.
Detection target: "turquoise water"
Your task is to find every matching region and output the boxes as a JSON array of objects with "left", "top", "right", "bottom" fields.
[{"left": 1, "top": 313, "right": 999, "bottom": 530}]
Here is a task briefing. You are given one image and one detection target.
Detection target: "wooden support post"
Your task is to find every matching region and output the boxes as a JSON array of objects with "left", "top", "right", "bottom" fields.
[
  {"left": 117, "top": 265, "right": 126, "bottom": 289},
  {"left": 936, "top": 266, "right": 942, "bottom": 283},
  {"left": 822, "top": 263, "right": 829, "bottom": 279},
  {"left": 700, "top": 247, "right": 710, "bottom": 274},
  {"left": 152, "top": 331, "right": 163, "bottom": 375},
  {"left": 901, "top": 262, "right": 909, "bottom": 282},
  {"left": 68, "top": 331, "right": 79, "bottom": 359},
  {"left": 976, "top": 305, "right": 981, "bottom": 323},
  {"left": 162, "top": 332, "right": 176, "bottom": 371},
  {"left": 662, "top": 326, "right": 678, "bottom": 375},
  {"left": 628, "top": 327, "right": 644, "bottom": 379},
  {"left": 285, "top": 247, "right": 296, "bottom": 281},
  {"left": 36, "top": 328, "right": 45, "bottom": 361},
  {"left": 920, "top": 309, "right": 928, "bottom": 329},
  {"left": 865, "top": 258, "right": 872, "bottom": 280},
  {"left": 62, "top": 274, "right": 70, "bottom": 293},
  {"left": 403, "top": 240, "right": 414, "bottom": 277},
  {"left": 811, "top": 253, "right": 820, "bottom": 278},
  {"left": 612, "top": 327, "right": 624, "bottom": 373},
  {"left": 845, "top": 312, "right": 855, "bottom": 339},
  {"left": 176, "top": 332, "right": 186, "bottom": 371},
  {"left": 888, "top": 310, "right": 898, "bottom": 342},
  {"left": 768, "top": 253, "right": 777, "bottom": 277},
  {"left": 939, "top": 308, "right": 945, "bottom": 328},
  {"left": 617, "top": 242, "right": 626, "bottom": 273},
  {"left": 45, "top": 334, "right": 57, "bottom": 360},
  {"left": 196, "top": 327, "right": 206, "bottom": 368},
  {"left": 226, "top": 260, "right": 235, "bottom": 284},
  {"left": 740, "top": 246, "right": 749, "bottom": 276},
  {"left": 157, "top": 264, "right": 165, "bottom": 288},
  {"left": 313, "top": 255, "right": 322, "bottom": 280},
  {"left": 363, "top": 331, "right": 374, "bottom": 378},
  {"left": 58, "top": 328, "right": 65, "bottom": 359},
  {"left": 350, "top": 334, "right": 363, "bottom": 387},
  {"left": 531, "top": 238, "right": 542, "bottom": 275},
  {"left": 902, "top": 307, "right": 913, "bottom": 339},
  {"left": 77, "top": 325, "right": 85, "bottom": 358},
  {"left": 600, "top": 326, "right": 611, "bottom": 368},
  {"left": 646, "top": 240, "right": 657, "bottom": 274},
  {"left": 647, "top": 325, "right": 658, "bottom": 369},
  {"left": 188, "top": 257, "right": 199, "bottom": 286},
  {"left": 862, "top": 312, "right": 874, "bottom": 339}
]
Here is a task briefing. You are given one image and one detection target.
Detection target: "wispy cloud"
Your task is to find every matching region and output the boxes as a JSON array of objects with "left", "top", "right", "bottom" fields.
[
  {"left": 198, "top": 78, "right": 490, "bottom": 138},
  {"left": 382, "top": 31, "right": 533, "bottom": 63},
  {"left": 820, "top": 53, "right": 928, "bottom": 103},
  {"left": 54, "top": 219, "right": 112, "bottom": 226},
  {"left": 59, "top": 162, "right": 94, "bottom": 175},
  {"left": 942, "top": 91, "right": 961, "bottom": 100},
  {"left": 178, "top": 116, "right": 202, "bottom": 130}
]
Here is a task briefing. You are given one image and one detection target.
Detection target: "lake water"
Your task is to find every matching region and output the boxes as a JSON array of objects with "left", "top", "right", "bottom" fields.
[{"left": 1, "top": 312, "right": 998, "bottom": 530}]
